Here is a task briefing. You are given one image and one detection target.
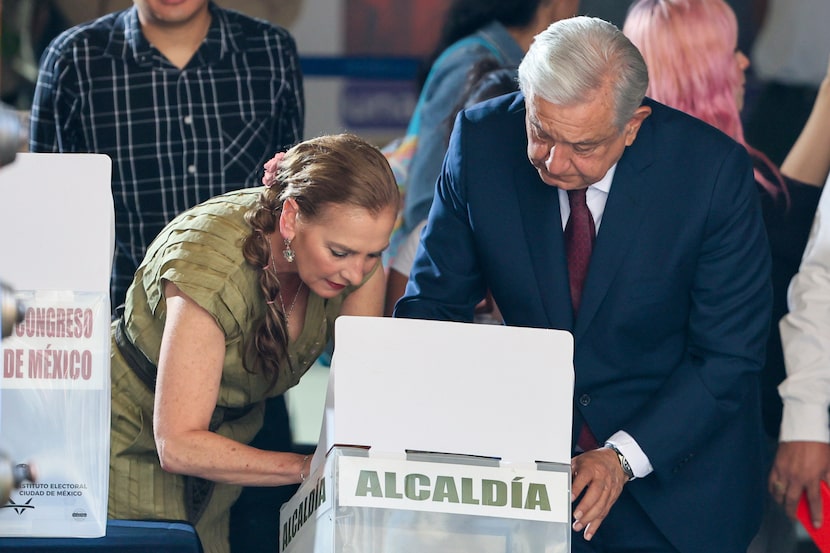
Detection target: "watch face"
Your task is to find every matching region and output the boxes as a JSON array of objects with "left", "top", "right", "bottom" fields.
[
  {"left": 618, "top": 452, "right": 634, "bottom": 479},
  {"left": 605, "top": 443, "right": 634, "bottom": 480}
]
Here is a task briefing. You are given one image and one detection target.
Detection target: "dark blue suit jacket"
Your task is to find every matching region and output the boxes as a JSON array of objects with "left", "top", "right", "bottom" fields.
[{"left": 395, "top": 92, "right": 771, "bottom": 552}]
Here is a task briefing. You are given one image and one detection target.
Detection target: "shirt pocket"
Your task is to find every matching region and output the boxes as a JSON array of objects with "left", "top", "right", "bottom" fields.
[{"left": 221, "top": 116, "right": 273, "bottom": 176}]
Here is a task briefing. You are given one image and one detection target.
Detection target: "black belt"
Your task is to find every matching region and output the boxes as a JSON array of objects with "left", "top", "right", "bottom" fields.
[{"left": 114, "top": 316, "right": 158, "bottom": 391}]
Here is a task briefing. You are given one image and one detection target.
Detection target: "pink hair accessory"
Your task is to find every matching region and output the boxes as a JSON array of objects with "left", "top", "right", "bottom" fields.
[{"left": 262, "top": 152, "right": 286, "bottom": 188}]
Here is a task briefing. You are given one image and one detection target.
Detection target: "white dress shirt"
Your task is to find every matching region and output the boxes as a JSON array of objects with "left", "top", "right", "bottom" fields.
[
  {"left": 558, "top": 165, "right": 615, "bottom": 231},
  {"left": 778, "top": 175, "right": 830, "bottom": 443}
]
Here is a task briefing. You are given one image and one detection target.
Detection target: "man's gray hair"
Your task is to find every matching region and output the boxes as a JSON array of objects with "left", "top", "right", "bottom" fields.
[{"left": 518, "top": 16, "right": 649, "bottom": 129}]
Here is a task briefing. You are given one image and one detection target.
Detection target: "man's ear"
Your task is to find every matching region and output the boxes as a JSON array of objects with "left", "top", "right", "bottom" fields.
[
  {"left": 624, "top": 105, "right": 652, "bottom": 146},
  {"left": 278, "top": 197, "right": 299, "bottom": 240}
]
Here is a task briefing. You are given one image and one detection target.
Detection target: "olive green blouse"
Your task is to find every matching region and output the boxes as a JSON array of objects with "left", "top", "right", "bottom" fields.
[{"left": 108, "top": 188, "right": 363, "bottom": 553}]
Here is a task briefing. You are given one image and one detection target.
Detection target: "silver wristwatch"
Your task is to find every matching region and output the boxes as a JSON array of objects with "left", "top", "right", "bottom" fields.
[{"left": 604, "top": 442, "right": 635, "bottom": 481}]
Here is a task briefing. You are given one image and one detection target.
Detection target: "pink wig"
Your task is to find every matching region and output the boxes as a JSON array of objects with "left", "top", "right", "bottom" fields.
[{"left": 623, "top": 0, "right": 785, "bottom": 198}]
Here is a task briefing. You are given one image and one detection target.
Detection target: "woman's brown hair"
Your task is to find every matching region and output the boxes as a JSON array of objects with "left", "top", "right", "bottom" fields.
[{"left": 242, "top": 133, "right": 399, "bottom": 386}]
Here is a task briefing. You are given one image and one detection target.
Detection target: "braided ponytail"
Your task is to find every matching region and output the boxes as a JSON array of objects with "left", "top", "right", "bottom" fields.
[
  {"left": 242, "top": 133, "right": 400, "bottom": 388},
  {"left": 242, "top": 189, "right": 291, "bottom": 388}
]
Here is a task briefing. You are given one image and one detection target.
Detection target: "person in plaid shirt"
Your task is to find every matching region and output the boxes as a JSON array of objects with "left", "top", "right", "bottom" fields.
[{"left": 30, "top": 0, "right": 304, "bottom": 312}]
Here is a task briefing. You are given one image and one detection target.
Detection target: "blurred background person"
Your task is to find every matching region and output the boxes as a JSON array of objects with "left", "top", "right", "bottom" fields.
[
  {"left": 623, "top": 1, "right": 830, "bottom": 551},
  {"left": 774, "top": 176, "right": 830, "bottom": 548},
  {"left": 29, "top": 0, "right": 304, "bottom": 312},
  {"left": 385, "top": 57, "right": 518, "bottom": 318},
  {"left": 744, "top": 0, "right": 830, "bottom": 166},
  {"left": 394, "top": 0, "right": 578, "bottom": 256}
]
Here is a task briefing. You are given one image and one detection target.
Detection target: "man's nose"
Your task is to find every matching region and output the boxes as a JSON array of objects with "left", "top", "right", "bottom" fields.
[{"left": 545, "top": 145, "right": 569, "bottom": 174}]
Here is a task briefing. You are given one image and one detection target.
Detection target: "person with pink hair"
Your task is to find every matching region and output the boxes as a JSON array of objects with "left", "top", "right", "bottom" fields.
[{"left": 624, "top": 1, "right": 830, "bottom": 551}]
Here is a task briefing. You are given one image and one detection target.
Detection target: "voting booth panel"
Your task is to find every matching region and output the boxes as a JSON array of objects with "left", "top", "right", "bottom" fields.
[
  {"left": 281, "top": 316, "right": 575, "bottom": 553},
  {"left": 0, "top": 153, "right": 113, "bottom": 538}
]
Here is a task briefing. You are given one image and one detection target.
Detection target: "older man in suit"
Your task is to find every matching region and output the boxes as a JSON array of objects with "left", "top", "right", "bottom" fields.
[{"left": 394, "top": 16, "right": 771, "bottom": 553}]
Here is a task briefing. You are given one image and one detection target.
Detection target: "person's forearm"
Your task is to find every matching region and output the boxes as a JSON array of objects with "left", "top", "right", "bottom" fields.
[
  {"left": 156, "top": 428, "right": 308, "bottom": 486},
  {"left": 781, "top": 74, "right": 830, "bottom": 186}
]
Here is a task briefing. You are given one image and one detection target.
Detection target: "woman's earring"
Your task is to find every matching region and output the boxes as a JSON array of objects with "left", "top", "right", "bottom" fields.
[{"left": 283, "top": 239, "right": 295, "bottom": 263}]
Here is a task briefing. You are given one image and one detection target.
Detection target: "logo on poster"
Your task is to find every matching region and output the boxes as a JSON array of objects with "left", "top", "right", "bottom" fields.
[{"left": 1, "top": 497, "right": 35, "bottom": 515}]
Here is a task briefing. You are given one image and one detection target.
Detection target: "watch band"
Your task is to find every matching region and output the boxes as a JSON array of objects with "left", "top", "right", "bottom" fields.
[{"left": 604, "top": 442, "right": 635, "bottom": 481}]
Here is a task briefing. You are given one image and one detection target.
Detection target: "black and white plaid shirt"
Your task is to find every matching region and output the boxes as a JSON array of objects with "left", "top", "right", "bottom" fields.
[{"left": 30, "top": 2, "right": 304, "bottom": 309}]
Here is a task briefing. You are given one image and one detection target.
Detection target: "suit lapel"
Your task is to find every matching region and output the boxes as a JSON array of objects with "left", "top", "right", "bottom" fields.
[
  {"left": 573, "top": 163, "right": 645, "bottom": 340},
  {"left": 514, "top": 161, "right": 574, "bottom": 330},
  {"left": 573, "top": 108, "right": 658, "bottom": 342},
  {"left": 505, "top": 97, "right": 659, "bottom": 337}
]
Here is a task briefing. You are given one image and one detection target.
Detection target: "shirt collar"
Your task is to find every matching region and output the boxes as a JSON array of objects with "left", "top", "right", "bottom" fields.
[
  {"left": 557, "top": 163, "right": 618, "bottom": 231},
  {"left": 108, "top": 2, "right": 239, "bottom": 68},
  {"left": 591, "top": 163, "right": 617, "bottom": 195}
]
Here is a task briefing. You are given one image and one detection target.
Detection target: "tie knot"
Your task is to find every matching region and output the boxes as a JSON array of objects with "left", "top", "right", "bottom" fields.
[{"left": 567, "top": 188, "right": 588, "bottom": 209}]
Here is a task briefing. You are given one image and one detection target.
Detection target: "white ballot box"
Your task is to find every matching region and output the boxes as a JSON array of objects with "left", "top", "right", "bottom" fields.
[
  {"left": 280, "top": 316, "right": 574, "bottom": 553},
  {"left": 0, "top": 153, "right": 113, "bottom": 537}
]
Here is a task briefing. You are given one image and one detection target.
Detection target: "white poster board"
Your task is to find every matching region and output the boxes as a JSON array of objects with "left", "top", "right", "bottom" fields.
[
  {"left": 0, "top": 153, "right": 113, "bottom": 537},
  {"left": 315, "top": 316, "right": 575, "bottom": 471}
]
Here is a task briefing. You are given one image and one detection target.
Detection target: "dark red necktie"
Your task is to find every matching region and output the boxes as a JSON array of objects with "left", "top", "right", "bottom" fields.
[
  {"left": 565, "top": 188, "right": 599, "bottom": 452},
  {"left": 576, "top": 421, "right": 599, "bottom": 452},
  {"left": 564, "top": 188, "right": 595, "bottom": 314}
]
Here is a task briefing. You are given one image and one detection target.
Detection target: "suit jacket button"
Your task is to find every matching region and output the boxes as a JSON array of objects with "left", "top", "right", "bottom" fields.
[{"left": 579, "top": 394, "right": 591, "bottom": 406}]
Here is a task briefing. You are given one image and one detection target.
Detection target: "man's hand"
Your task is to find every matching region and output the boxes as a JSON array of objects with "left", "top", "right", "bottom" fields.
[
  {"left": 769, "top": 441, "right": 830, "bottom": 526},
  {"left": 571, "top": 447, "right": 628, "bottom": 540}
]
